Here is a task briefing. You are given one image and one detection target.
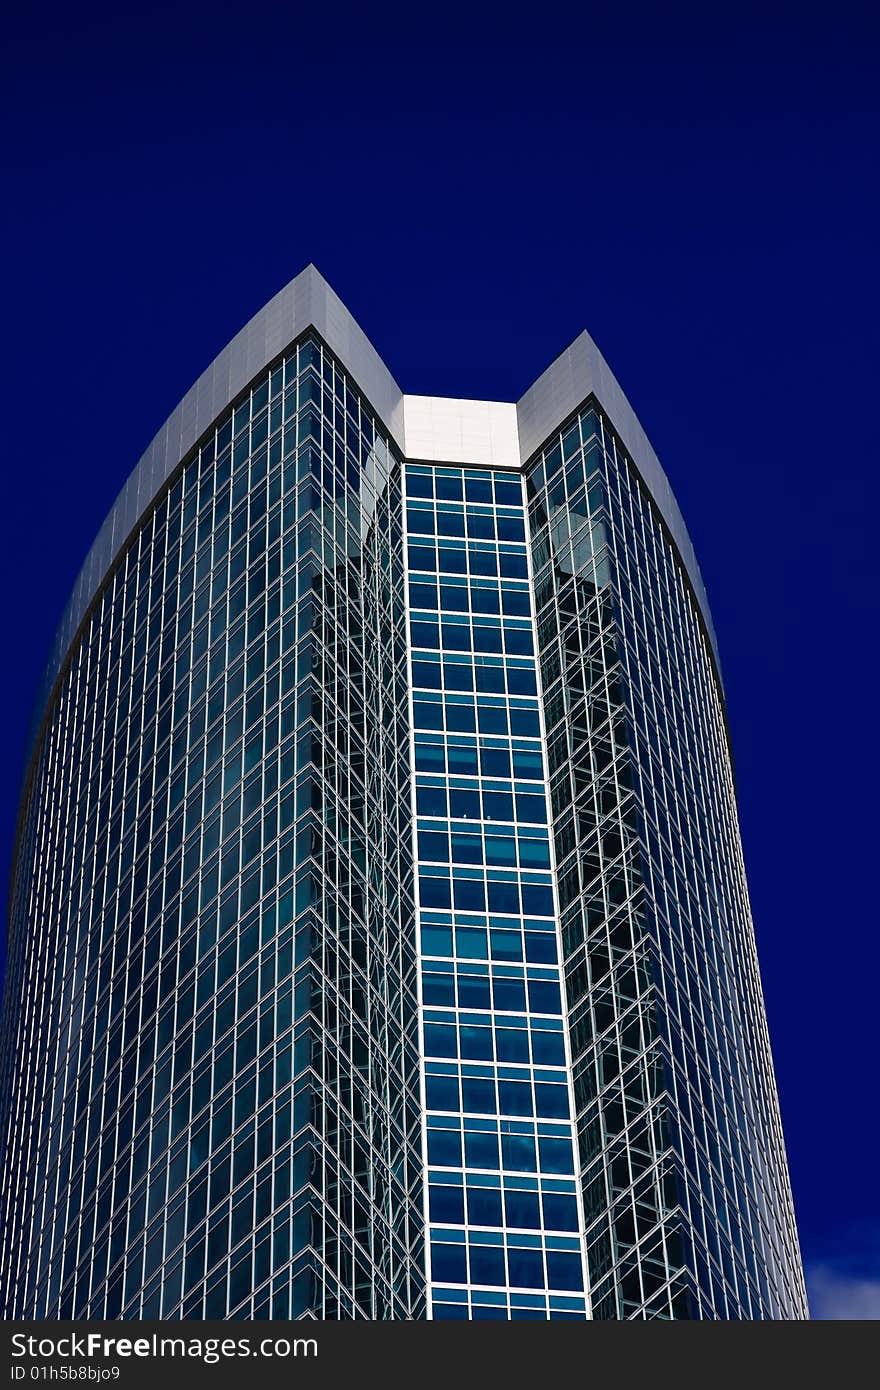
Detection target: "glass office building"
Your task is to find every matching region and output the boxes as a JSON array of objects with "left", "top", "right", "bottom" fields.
[{"left": 0, "top": 266, "right": 807, "bottom": 1319}]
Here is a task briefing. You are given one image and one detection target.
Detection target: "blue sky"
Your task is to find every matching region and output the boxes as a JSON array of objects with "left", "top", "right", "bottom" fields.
[{"left": 1, "top": 1, "right": 877, "bottom": 1316}]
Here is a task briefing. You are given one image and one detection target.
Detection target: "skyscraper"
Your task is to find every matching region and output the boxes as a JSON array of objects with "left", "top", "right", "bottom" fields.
[{"left": 0, "top": 265, "right": 807, "bottom": 1320}]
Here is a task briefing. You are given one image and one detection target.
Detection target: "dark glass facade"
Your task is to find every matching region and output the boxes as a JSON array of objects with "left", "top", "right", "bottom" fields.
[
  {"left": 0, "top": 269, "right": 807, "bottom": 1319},
  {"left": 526, "top": 405, "right": 804, "bottom": 1317},
  {"left": 0, "top": 336, "right": 424, "bottom": 1319},
  {"left": 406, "top": 464, "right": 588, "bottom": 1319}
]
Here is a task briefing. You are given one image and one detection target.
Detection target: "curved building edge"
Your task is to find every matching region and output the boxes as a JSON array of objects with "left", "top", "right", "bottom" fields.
[{"left": 23, "top": 264, "right": 721, "bottom": 774}]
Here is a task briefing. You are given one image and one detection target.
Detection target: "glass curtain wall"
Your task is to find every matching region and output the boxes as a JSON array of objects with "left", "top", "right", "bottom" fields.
[
  {"left": 0, "top": 334, "right": 425, "bottom": 1321},
  {"left": 0, "top": 287, "right": 808, "bottom": 1324},
  {"left": 525, "top": 402, "right": 806, "bottom": 1319},
  {"left": 404, "top": 463, "right": 589, "bottom": 1321}
]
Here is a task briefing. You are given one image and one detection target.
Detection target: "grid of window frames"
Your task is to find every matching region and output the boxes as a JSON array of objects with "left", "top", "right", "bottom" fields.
[
  {"left": 525, "top": 404, "right": 807, "bottom": 1319},
  {"left": 405, "top": 464, "right": 589, "bottom": 1321},
  {"left": 0, "top": 334, "right": 426, "bottom": 1320},
  {"left": 0, "top": 319, "right": 808, "bottom": 1326}
]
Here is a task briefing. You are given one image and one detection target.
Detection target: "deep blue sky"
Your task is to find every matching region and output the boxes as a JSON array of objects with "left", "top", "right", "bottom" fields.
[{"left": 2, "top": 2, "right": 877, "bottom": 1317}]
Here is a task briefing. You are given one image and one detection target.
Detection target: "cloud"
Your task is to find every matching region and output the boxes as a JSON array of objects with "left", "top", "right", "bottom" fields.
[{"left": 806, "top": 1264, "right": 880, "bottom": 1320}]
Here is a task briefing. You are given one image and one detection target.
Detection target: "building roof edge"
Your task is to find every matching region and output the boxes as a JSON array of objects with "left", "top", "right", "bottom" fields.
[
  {"left": 516, "top": 330, "right": 720, "bottom": 671},
  {"left": 26, "top": 274, "right": 721, "bottom": 773},
  {"left": 27, "top": 265, "right": 405, "bottom": 755}
]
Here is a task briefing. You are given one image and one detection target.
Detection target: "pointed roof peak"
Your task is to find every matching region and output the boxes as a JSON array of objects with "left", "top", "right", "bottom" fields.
[{"left": 32, "top": 265, "right": 717, "bottom": 750}]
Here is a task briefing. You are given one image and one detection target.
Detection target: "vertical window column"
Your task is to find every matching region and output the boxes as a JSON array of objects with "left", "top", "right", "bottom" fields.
[{"left": 404, "top": 464, "right": 589, "bottom": 1321}]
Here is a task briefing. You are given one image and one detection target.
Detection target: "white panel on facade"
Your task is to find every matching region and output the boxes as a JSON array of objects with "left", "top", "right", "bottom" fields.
[{"left": 402, "top": 395, "right": 520, "bottom": 469}]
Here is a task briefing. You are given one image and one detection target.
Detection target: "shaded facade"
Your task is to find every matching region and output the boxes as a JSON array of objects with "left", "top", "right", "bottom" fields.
[{"left": 0, "top": 267, "right": 806, "bottom": 1319}]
